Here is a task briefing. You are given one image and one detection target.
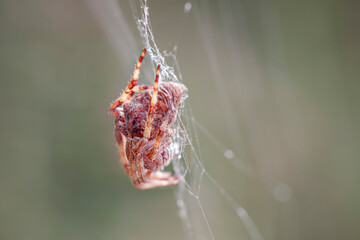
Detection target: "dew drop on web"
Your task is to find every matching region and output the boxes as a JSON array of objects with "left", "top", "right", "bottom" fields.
[
  {"left": 224, "top": 149, "right": 234, "bottom": 159},
  {"left": 184, "top": 2, "right": 192, "bottom": 14}
]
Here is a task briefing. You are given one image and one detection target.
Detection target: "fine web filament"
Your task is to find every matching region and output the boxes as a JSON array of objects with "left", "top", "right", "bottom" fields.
[
  {"left": 131, "top": 1, "right": 264, "bottom": 239},
  {"left": 88, "top": 0, "right": 265, "bottom": 239}
]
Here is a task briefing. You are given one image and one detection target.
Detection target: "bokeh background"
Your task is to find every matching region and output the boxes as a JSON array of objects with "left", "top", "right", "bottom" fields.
[{"left": 1, "top": 0, "right": 359, "bottom": 239}]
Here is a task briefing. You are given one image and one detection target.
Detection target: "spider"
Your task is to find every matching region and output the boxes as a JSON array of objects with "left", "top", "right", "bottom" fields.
[{"left": 109, "top": 49, "right": 188, "bottom": 190}]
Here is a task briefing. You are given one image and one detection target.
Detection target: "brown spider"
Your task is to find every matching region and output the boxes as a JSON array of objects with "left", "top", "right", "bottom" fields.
[{"left": 109, "top": 49, "right": 188, "bottom": 189}]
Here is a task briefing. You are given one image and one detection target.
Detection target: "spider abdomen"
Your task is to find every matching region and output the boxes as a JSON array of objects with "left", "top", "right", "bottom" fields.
[
  {"left": 120, "top": 82, "right": 187, "bottom": 171},
  {"left": 122, "top": 82, "right": 187, "bottom": 139}
]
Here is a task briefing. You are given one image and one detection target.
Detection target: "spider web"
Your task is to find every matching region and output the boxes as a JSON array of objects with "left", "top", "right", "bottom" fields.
[
  {"left": 86, "top": 0, "right": 294, "bottom": 239},
  {"left": 128, "top": 2, "right": 261, "bottom": 238}
]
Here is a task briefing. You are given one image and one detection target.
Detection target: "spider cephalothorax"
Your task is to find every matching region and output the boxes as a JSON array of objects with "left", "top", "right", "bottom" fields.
[{"left": 109, "top": 49, "right": 187, "bottom": 189}]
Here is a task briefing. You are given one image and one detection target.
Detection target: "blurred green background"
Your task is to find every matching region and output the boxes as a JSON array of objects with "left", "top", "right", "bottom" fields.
[{"left": 0, "top": 0, "right": 359, "bottom": 239}]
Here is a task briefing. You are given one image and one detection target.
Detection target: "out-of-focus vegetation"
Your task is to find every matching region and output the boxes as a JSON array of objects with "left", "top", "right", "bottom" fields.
[{"left": 0, "top": 0, "right": 359, "bottom": 239}]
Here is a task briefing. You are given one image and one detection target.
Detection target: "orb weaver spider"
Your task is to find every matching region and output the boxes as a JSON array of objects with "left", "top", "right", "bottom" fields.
[{"left": 109, "top": 49, "right": 188, "bottom": 189}]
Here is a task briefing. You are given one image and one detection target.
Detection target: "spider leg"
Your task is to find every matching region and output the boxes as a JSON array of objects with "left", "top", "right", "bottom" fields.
[
  {"left": 134, "top": 175, "right": 180, "bottom": 190},
  {"left": 115, "top": 131, "right": 130, "bottom": 174},
  {"left": 129, "top": 152, "right": 138, "bottom": 184},
  {"left": 128, "top": 147, "right": 142, "bottom": 185},
  {"left": 110, "top": 86, "right": 153, "bottom": 116},
  {"left": 148, "top": 130, "right": 165, "bottom": 159},
  {"left": 148, "top": 117, "right": 174, "bottom": 160},
  {"left": 135, "top": 156, "right": 146, "bottom": 183},
  {"left": 113, "top": 85, "right": 154, "bottom": 115},
  {"left": 144, "top": 65, "right": 160, "bottom": 138},
  {"left": 150, "top": 171, "right": 172, "bottom": 180},
  {"left": 114, "top": 112, "right": 131, "bottom": 174},
  {"left": 129, "top": 85, "right": 153, "bottom": 96},
  {"left": 109, "top": 49, "right": 147, "bottom": 115},
  {"left": 128, "top": 139, "right": 148, "bottom": 185},
  {"left": 133, "top": 131, "right": 179, "bottom": 189}
]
